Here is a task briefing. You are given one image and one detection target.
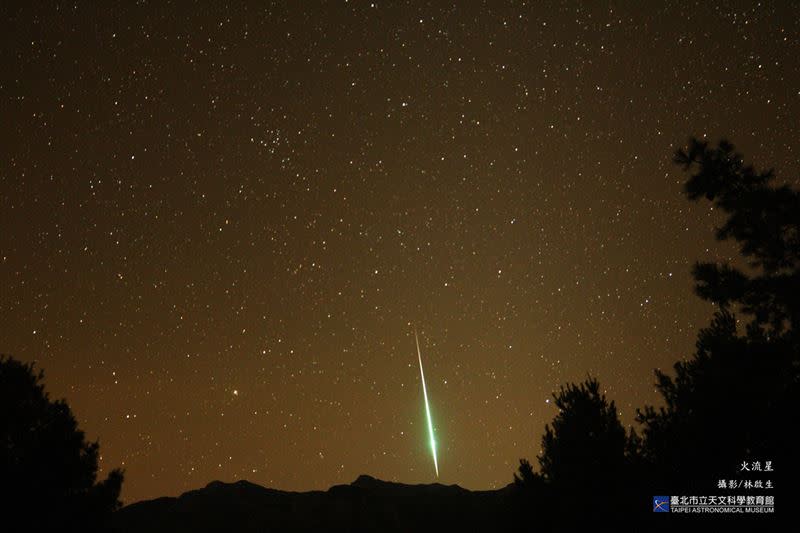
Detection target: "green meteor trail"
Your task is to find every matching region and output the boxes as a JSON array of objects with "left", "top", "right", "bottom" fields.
[{"left": 414, "top": 329, "right": 439, "bottom": 478}]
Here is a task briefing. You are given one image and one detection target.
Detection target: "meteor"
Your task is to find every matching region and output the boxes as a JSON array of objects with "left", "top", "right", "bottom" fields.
[{"left": 415, "top": 329, "right": 439, "bottom": 478}]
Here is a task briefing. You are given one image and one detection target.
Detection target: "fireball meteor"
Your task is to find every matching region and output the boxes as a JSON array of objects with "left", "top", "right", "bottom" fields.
[{"left": 414, "top": 329, "right": 439, "bottom": 478}]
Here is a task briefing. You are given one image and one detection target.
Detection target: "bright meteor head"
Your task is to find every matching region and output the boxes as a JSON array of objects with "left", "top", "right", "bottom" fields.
[{"left": 415, "top": 329, "right": 439, "bottom": 478}]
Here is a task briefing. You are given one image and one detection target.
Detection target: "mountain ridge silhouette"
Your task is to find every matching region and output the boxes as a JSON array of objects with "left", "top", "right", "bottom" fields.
[{"left": 111, "top": 475, "right": 519, "bottom": 532}]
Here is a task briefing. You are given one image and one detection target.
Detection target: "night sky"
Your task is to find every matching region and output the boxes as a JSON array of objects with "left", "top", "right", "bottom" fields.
[{"left": 2, "top": 1, "right": 798, "bottom": 504}]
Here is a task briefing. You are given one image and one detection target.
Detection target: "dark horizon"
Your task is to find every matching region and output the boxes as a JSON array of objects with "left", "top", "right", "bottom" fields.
[{"left": 2, "top": 1, "right": 798, "bottom": 506}]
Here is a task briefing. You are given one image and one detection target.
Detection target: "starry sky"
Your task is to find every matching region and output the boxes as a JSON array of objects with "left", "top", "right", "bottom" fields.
[{"left": 2, "top": 1, "right": 798, "bottom": 504}]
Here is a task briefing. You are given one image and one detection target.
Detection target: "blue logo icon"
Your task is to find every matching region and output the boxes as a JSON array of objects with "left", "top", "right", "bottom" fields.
[{"left": 653, "top": 496, "right": 670, "bottom": 513}]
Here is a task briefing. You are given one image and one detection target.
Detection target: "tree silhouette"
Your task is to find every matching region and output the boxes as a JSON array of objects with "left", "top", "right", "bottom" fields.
[
  {"left": 674, "top": 138, "right": 800, "bottom": 341},
  {"left": 515, "top": 377, "right": 638, "bottom": 528},
  {"left": 513, "top": 139, "right": 795, "bottom": 529},
  {"left": 538, "top": 378, "right": 630, "bottom": 490},
  {"left": 0, "top": 355, "right": 124, "bottom": 531},
  {"left": 512, "top": 458, "right": 539, "bottom": 490},
  {"left": 638, "top": 138, "right": 799, "bottom": 493}
]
